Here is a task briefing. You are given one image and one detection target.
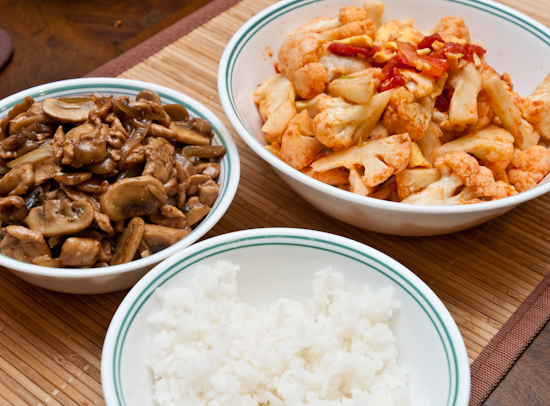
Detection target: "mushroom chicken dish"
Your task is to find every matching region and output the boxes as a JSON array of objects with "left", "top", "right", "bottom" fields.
[
  {"left": 254, "top": 2, "right": 550, "bottom": 205},
  {"left": 0, "top": 90, "right": 226, "bottom": 268}
]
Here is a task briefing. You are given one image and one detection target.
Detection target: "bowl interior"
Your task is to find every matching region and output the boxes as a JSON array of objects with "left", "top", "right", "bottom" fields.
[
  {"left": 0, "top": 78, "right": 239, "bottom": 283},
  {"left": 103, "top": 229, "right": 470, "bottom": 406}
]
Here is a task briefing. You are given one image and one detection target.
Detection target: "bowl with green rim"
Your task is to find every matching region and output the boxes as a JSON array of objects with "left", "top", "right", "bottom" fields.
[
  {"left": 0, "top": 77, "right": 240, "bottom": 294},
  {"left": 101, "top": 227, "right": 470, "bottom": 405},
  {"left": 218, "top": 0, "right": 550, "bottom": 236}
]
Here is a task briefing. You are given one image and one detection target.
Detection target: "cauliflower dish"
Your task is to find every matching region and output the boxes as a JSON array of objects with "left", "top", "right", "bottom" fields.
[
  {"left": 253, "top": 0, "right": 550, "bottom": 205},
  {"left": 0, "top": 89, "right": 225, "bottom": 267}
]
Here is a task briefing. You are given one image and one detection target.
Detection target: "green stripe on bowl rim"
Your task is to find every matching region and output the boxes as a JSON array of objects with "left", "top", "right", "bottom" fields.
[{"left": 110, "top": 233, "right": 463, "bottom": 406}]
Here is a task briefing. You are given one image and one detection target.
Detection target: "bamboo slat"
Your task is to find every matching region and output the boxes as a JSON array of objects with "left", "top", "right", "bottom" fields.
[{"left": 0, "top": 0, "right": 548, "bottom": 405}]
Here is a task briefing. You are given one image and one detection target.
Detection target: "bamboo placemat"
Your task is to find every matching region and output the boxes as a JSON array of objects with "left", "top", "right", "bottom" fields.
[{"left": 0, "top": 0, "right": 547, "bottom": 405}]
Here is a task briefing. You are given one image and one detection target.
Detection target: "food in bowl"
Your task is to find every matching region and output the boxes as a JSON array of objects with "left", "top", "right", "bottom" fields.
[
  {"left": 148, "top": 260, "right": 419, "bottom": 405},
  {"left": 253, "top": 1, "right": 550, "bottom": 205},
  {"left": 0, "top": 89, "right": 225, "bottom": 268}
]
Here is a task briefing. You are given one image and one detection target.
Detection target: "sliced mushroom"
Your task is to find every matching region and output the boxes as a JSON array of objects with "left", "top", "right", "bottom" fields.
[
  {"left": 32, "top": 255, "right": 63, "bottom": 267},
  {"left": 53, "top": 171, "right": 93, "bottom": 186},
  {"left": 8, "top": 113, "right": 58, "bottom": 136},
  {"left": 136, "top": 89, "right": 161, "bottom": 105},
  {"left": 42, "top": 97, "right": 97, "bottom": 123},
  {"left": 59, "top": 237, "right": 101, "bottom": 267},
  {"left": 163, "top": 104, "right": 189, "bottom": 121},
  {"left": 182, "top": 145, "right": 226, "bottom": 159},
  {"left": 27, "top": 199, "right": 94, "bottom": 237},
  {"left": 110, "top": 217, "right": 145, "bottom": 265},
  {"left": 7, "top": 147, "right": 55, "bottom": 169},
  {"left": 148, "top": 122, "right": 210, "bottom": 146},
  {"left": 141, "top": 223, "right": 190, "bottom": 254},
  {"left": 99, "top": 175, "right": 167, "bottom": 222},
  {"left": 0, "top": 225, "right": 51, "bottom": 263}
]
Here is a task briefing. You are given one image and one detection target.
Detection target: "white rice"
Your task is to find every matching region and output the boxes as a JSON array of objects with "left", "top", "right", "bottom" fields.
[{"left": 147, "top": 260, "right": 419, "bottom": 406}]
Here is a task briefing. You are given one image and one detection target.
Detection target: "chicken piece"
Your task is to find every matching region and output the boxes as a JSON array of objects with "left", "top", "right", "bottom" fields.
[
  {"left": 59, "top": 237, "right": 101, "bottom": 267},
  {"left": 0, "top": 163, "right": 34, "bottom": 196},
  {"left": 327, "top": 68, "right": 382, "bottom": 104},
  {"left": 375, "top": 19, "right": 423, "bottom": 44},
  {"left": 310, "top": 133, "right": 412, "bottom": 187},
  {"left": 314, "top": 92, "right": 392, "bottom": 150},
  {"left": 433, "top": 125, "right": 515, "bottom": 174},
  {"left": 62, "top": 122, "right": 109, "bottom": 167},
  {"left": 142, "top": 137, "right": 175, "bottom": 184},
  {"left": 253, "top": 73, "right": 297, "bottom": 143},
  {"left": 149, "top": 204, "right": 187, "bottom": 229},
  {"left": 277, "top": 32, "right": 328, "bottom": 99},
  {"left": 507, "top": 146, "right": 550, "bottom": 192},
  {"left": 383, "top": 87, "right": 434, "bottom": 142},
  {"left": 402, "top": 151, "right": 517, "bottom": 205},
  {"left": 0, "top": 225, "right": 51, "bottom": 263},
  {"left": 279, "top": 111, "right": 324, "bottom": 170},
  {"left": 522, "top": 73, "right": 550, "bottom": 141},
  {"left": 431, "top": 16, "right": 471, "bottom": 42},
  {"left": 396, "top": 168, "right": 441, "bottom": 199}
]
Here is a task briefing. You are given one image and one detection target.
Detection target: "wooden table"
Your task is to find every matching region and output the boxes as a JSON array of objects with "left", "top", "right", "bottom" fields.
[{"left": 0, "top": 0, "right": 549, "bottom": 405}]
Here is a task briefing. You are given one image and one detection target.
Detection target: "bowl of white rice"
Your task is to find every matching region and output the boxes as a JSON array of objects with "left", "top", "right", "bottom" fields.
[{"left": 101, "top": 228, "right": 470, "bottom": 406}]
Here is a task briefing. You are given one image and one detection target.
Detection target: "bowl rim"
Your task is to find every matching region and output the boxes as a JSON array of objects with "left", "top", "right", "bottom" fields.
[
  {"left": 101, "top": 227, "right": 471, "bottom": 406},
  {"left": 217, "top": 0, "right": 550, "bottom": 215},
  {"left": 0, "top": 77, "right": 240, "bottom": 278}
]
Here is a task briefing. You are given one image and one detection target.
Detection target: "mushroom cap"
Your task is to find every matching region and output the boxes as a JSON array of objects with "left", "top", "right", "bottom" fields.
[
  {"left": 42, "top": 97, "right": 97, "bottom": 123},
  {"left": 27, "top": 199, "right": 95, "bottom": 237},
  {"left": 99, "top": 175, "right": 168, "bottom": 222}
]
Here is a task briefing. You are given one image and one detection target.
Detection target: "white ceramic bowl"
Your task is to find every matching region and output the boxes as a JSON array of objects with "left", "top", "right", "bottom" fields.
[
  {"left": 0, "top": 77, "right": 240, "bottom": 294},
  {"left": 101, "top": 228, "right": 470, "bottom": 406},
  {"left": 218, "top": 0, "right": 550, "bottom": 236}
]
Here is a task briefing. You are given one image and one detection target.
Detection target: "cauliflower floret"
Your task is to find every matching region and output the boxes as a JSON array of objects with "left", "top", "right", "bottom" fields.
[
  {"left": 327, "top": 68, "right": 382, "bottom": 104},
  {"left": 279, "top": 111, "right": 324, "bottom": 170},
  {"left": 322, "top": 7, "right": 376, "bottom": 41},
  {"left": 480, "top": 65, "right": 540, "bottom": 150},
  {"left": 375, "top": 19, "right": 423, "bottom": 44},
  {"left": 521, "top": 73, "right": 550, "bottom": 141},
  {"left": 432, "top": 125, "right": 515, "bottom": 174},
  {"left": 319, "top": 44, "right": 373, "bottom": 82},
  {"left": 290, "top": 17, "right": 342, "bottom": 35},
  {"left": 396, "top": 168, "right": 441, "bottom": 200},
  {"left": 302, "top": 166, "right": 349, "bottom": 186},
  {"left": 277, "top": 32, "right": 328, "bottom": 99},
  {"left": 431, "top": 16, "right": 471, "bottom": 42},
  {"left": 402, "top": 151, "right": 517, "bottom": 205},
  {"left": 401, "top": 151, "right": 518, "bottom": 206},
  {"left": 507, "top": 146, "right": 550, "bottom": 192},
  {"left": 447, "top": 61, "right": 482, "bottom": 127},
  {"left": 310, "top": 133, "right": 412, "bottom": 187},
  {"left": 253, "top": 73, "right": 297, "bottom": 144},
  {"left": 399, "top": 69, "right": 447, "bottom": 99},
  {"left": 313, "top": 92, "right": 392, "bottom": 150},
  {"left": 382, "top": 87, "right": 434, "bottom": 141},
  {"left": 363, "top": 0, "right": 385, "bottom": 30}
]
